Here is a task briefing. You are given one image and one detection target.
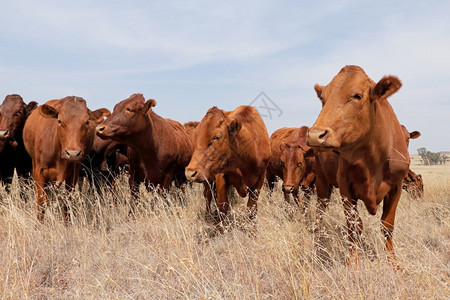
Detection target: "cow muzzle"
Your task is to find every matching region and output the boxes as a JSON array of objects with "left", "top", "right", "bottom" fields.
[
  {"left": 307, "top": 126, "right": 340, "bottom": 148},
  {"left": 0, "top": 130, "right": 11, "bottom": 140},
  {"left": 63, "top": 149, "right": 84, "bottom": 162},
  {"left": 282, "top": 185, "right": 295, "bottom": 194},
  {"left": 185, "top": 168, "right": 207, "bottom": 183}
]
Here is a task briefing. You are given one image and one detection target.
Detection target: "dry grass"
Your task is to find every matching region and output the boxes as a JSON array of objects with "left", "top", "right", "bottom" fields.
[{"left": 0, "top": 164, "right": 449, "bottom": 299}]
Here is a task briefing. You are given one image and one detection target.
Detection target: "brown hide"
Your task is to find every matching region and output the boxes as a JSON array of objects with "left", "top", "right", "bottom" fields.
[
  {"left": 307, "top": 65, "right": 410, "bottom": 265},
  {"left": 266, "top": 126, "right": 315, "bottom": 205},
  {"left": 23, "top": 96, "right": 109, "bottom": 222},
  {"left": 0, "top": 94, "right": 37, "bottom": 182},
  {"left": 185, "top": 106, "right": 270, "bottom": 223},
  {"left": 183, "top": 121, "right": 200, "bottom": 139},
  {"left": 400, "top": 125, "right": 423, "bottom": 198},
  {"left": 96, "top": 93, "right": 193, "bottom": 198}
]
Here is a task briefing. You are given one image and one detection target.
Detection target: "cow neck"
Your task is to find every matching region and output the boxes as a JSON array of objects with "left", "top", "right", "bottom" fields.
[
  {"left": 131, "top": 110, "right": 162, "bottom": 160},
  {"left": 339, "top": 99, "right": 390, "bottom": 168}
]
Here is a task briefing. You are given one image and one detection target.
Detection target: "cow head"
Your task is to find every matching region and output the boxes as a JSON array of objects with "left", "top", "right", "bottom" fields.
[
  {"left": 0, "top": 94, "right": 37, "bottom": 141},
  {"left": 40, "top": 96, "right": 108, "bottom": 162},
  {"left": 96, "top": 93, "right": 156, "bottom": 142},
  {"left": 307, "top": 65, "right": 402, "bottom": 151},
  {"left": 185, "top": 107, "right": 240, "bottom": 182},
  {"left": 280, "top": 142, "right": 313, "bottom": 193}
]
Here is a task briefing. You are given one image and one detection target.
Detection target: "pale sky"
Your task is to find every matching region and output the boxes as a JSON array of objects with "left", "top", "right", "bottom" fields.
[{"left": 1, "top": 1, "right": 449, "bottom": 152}]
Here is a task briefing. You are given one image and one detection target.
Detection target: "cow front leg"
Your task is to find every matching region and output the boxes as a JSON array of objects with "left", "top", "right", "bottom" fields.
[
  {"left": 342, "top": 197, "right": 363, "bottom": 266},
  {"left": 381, "top": 183, "right": 402, "bottom": 269},
  {"left": 214, "top": 174, "right": 229, "bottom": 230}
]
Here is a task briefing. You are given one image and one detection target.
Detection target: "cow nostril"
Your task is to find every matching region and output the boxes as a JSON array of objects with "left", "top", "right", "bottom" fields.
[
  {"left": 319, "top": 129, "right": 328, "bottom": 139},
  {"left": 97, "top": 126, "right": 105, "bottom": 133},
  {"left": 191, "top": 170, "right": 197, "bottom": 178}
]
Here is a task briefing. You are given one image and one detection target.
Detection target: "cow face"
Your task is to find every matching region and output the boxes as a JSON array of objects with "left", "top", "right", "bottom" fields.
[
  {"left": 96, "top": 93, "right": 156, "bottom": 142},
  {"left": 280, "top": 142, "right": 309, "bottom": 193},
  {"left": 40, "top": 97, "right": 108, "bottom": 162},
  {"left": 307, "top": 65, "right": 402, "bottom": 151},
  {"left": 185, "top": 107, "right": 240, "bottom": 182},
  {"left": 0, "top": 94, "right": 37, "bottom": 141}
]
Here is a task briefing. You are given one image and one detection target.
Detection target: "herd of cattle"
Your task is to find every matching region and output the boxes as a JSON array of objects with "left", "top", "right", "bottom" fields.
[{"left": 0, "top": 65, "right": 425, "bottom": 265}]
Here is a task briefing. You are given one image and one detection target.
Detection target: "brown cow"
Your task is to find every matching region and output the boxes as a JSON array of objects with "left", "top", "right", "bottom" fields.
[
  {"left": 266, "top": 126, "right": 315, "bottom": 206},
  {"left": 307, "top": 65, "right": 410, "bottom": 266},
  {"left": 23, "top": 96, "right": 109, "bottom": 222},
  {"left": 400, "top": 125, "right": 423, "bottom": 198},
  {"left": 403, "top": 169, "right": 424, "bottom": 199},
  {"left": 0, "top": 94, "right": 37, "bottom": 183},
  {"left": 80, "top": 135, "right": 128, "bottom": 194},
  {"left": 96, "top": 93, "right": 193, "bottom": 206},
  {"left": 185, "top": 106, "right": 270, "bottom": 227}
]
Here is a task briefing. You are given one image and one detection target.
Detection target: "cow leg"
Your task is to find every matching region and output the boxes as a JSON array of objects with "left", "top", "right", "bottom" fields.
[
  {"left": 313, "top": 174, "right": 333, "bottom": 235},
  {"left": 342, "top": 197, "right": 363, "bottom": 266},
  {"left": 381, "top": 183, "right": 402, "bottom": 268},
  {"left": 247, "top": 173, "right": 265, "bottom": 221},
  {"left": 203, "top": 181, "right": 215, "bottom": 221},
  {"left": 64, "top": 170, "right": 79, "bottom": 225},
  {"left": 33, "top": 171, "right": 49, "bottom": 223},
  {"left": 215, "top": 174, "right": 229, "bottom": 227}
]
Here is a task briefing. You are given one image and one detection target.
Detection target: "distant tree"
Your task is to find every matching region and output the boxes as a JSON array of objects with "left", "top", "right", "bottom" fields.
[
  {"left": 417, "top": 148, "right": 445, "bottom": 165},
  {"left": 427, "top": 151, "right": 441, "bottom": 165},
  {"left": 417, "top": 147, "right": 430, "bottom": 165}
]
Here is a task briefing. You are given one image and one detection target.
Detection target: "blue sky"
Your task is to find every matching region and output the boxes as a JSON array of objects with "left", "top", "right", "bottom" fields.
[{"left": 1, "top": 0, "right": 449, "bottom": 152}]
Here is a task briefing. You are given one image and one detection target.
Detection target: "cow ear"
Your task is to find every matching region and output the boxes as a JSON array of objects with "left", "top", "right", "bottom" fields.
[
  {"left": 314, "top": 84, "right": 324, "bottom": 101},
  {"left": 25, "top": 101, "right": 38, "bottom": 116},
  {"left": 371, "top": 75, "right": 402, "bottom": 101},
  {"left": 228, "top": 119, "right": 241, "bottom": 138},
  {"left": 409, "top": 131, "right": 421, "bottom": 140},
  {"left": 40, "top": 104, "right": 59, "bottom": 119},
  {"left": 143, "top": 99, "right": 157, "bottom": 113},
  {"left": 90, "top": 108, "right": 111, "bottom": 123}
]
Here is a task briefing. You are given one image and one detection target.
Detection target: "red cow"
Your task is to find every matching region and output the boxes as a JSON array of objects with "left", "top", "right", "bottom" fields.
[
  {"left": 266, "top": 126, "right": 315, "bottom": 206},
  {"left": 0, "top": 94, "right": 37, "bottom": 183},
  {"left": 23, "top": 96, "right": 109, "bottom": 222},
  {"left": 96, "top": 93, "right": 193, "bottom": 206},
  {"left": 307, "top": 65, "right": 410, "bottom": 266},
  {"left": 185, "top": 106, "right": 270, "bottom": 227},
  {"left": 400, "top": 125, "right": 423, "bottom": 198}
]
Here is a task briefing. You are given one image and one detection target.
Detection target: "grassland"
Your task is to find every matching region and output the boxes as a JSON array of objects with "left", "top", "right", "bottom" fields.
[{"left": 0, "top": 161, "right": 449, "bottom": 299}]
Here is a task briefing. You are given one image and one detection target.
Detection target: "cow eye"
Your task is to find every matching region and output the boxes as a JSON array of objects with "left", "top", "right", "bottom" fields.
[
  {"left": 126, "top": 108, "right": 135, "bottom": 113},
  {"left": 353, "top": 93, "right": 362, "bottom": 100},
  {"left": 57, "top": 119, "right": 65, "bottom": 127},
  {"left": 213, "top": 136, "right": 221, "bottom": 141},
  {"left": 15, "top": 110, "right": 23, "bottom": 116},
  {"left": 297, "top": 162, "right": 303, "bottom": 167},
  {"left": 85, "top": 120, "right": 90, "bottom": 126}
]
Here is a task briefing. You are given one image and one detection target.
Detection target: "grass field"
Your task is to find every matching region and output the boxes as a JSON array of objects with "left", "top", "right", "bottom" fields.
[{"left": 0, "top": 160, "right": 449, "bottom": 299}]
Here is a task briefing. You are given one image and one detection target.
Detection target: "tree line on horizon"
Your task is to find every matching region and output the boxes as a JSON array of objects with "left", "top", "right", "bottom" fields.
[{"left": 417, "top": 148, "right": 449, "bottom": 165}]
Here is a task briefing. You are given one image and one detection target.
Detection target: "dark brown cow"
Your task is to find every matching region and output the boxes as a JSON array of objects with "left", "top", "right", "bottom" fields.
[
  {"left": 403, "top": 169, "right": 424, "bottom": 199},
  {"left": 266, "top": 126, "right": 315, "bottom": 205},
  {"left": 80, "top": 135, "right": 128, "bottom": 193},
  {"left": 307, "top": 65, "right": 410, "bottom": 266},
  {"left": 0, "top": 94, "right": 37, "bottom": 183},
  {"left": 400, "top": 125, "right": 423, "bottom": 198},
  {"left": 23, "top": 96, "right": 109, "bottom": 222},
  {"left": 96, "top": 93, "right": 193, "bottom": 204},
  {"left": 185, "top": 106, "right": 270, "bottom": 226}
]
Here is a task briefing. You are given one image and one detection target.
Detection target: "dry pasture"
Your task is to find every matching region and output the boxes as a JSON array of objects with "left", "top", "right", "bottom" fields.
[{"left": 0, "top": 161, "right": 449, "bottom": 299}]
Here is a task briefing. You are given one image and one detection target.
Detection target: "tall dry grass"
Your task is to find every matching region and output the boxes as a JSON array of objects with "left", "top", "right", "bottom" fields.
[{"left": 0, "top": 166, "right": 448, "bottom": 299}]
